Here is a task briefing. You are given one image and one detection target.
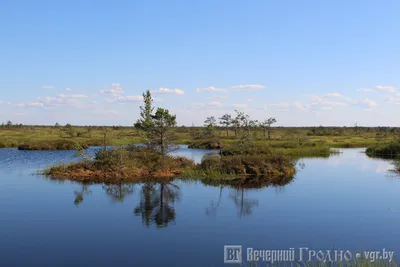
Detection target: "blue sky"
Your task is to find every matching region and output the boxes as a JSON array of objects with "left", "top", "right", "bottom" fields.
[{"left": 1, "top": 0, "right": 400, "bottom": 126}]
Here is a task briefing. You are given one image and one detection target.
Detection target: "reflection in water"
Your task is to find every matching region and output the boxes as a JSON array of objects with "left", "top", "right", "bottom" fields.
[
  {"left": 203, "top": 174, "right": 295, "bottom": 218},
  {"left": 205, "top": 185, "right": 224, "bottom": 216},
  {"left": 74, "top": 183, "right": 92, "bottom": 206},
  {"left": 102, "top": 183, "right": 135, "bottom": 203},
  {"left": 73, "top": 173, "right": 295, "bottom": 226},
  {"left": 230, "top": 188, "right": 259, "bottom": 218},
  {"left": 134, "top": 181, "right": 180, "bottom": 228},
  {"left": 298, "top": 159, "right": 306, "bottom": 170}
]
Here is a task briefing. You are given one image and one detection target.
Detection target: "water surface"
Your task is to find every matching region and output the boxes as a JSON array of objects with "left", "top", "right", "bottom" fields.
[{"left": 0, "top": 147, "right": 399, "bottom": 266}]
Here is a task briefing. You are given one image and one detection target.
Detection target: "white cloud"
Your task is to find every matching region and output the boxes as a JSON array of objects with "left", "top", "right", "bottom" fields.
[
  {"left": 230, "top": 84, "right": 264, "bottom": 91},
  {"left": 15, "top": 103, "right": 25, "bottom": 107},
  {"left": 387, "top": 96, "right": 400, "bottom": 104},
  {"left": 196, "top": 86, "right": 228, "bottom": 93},
  {"left": 196, "top": 84, "right": 264, "bottom": 93},
  {"left": 247, "top": 98, "right": 253, "bottom": 102},
  {"left": 232, "top": 104, "right": 247, "bottom": 109},
  {"left": 306, "top": 94, "right": 348, "bottom": 109},
  {"left": 207, "top": 101, "right": 221, "bottom": 107},
  {"left": 28, "top": 102, "right": 44, "bottom": 107},
  {"left": 41, "top": 85, "right": 56, "bottom": 89},
  {"left": 65, "top": 88, "right": 72, "bottom": 92},
  {"left": 293, "top": 101, "right": 310, "bottom": 110},
  {"left": 358, "top": 88, "right": 375, "bottom": 92},
  {"left": 152, "top": 88, "right": 185, "bottom": 95},
  {"left": 174, "top": 89, "right": 185, "bottom": 95},
  {"left": 358, "top": 98, "right": 378, "bottom": 107},
  {"left": 57, "top": 94, "right": 88, "bottom": 99},
  {"left": 376, "top": 86, "right": 396, "bottom": 92},
  {"left": 100, "top": 84, "right": 125, "bottom": 96},
  {"left": 212, "top": 96, "right": 228, "bottom": 100},
  {"left": 358, "top": 86, "right": 397, "bottom": 93},
  {"left": 114, "top": 95, "right": 143, "bottom": 103},
  {"left": 325, "top": 93, "right": 351, "bottom": 101},
  {"left": 312, "top": 100, "right": 347, "bottom": 107}
]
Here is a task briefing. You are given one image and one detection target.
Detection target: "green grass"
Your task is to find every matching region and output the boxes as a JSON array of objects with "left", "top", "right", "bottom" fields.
[
  {"left": 0, "top": 125, "right": 399, "bottom": 154},
  {"left": 366, "top": 142, "right": 400, "bottom": 159}
]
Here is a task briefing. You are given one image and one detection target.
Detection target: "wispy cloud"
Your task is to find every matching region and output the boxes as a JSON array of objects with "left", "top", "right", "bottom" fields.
[
  {"left": 232, "top": 103, "right": 247, "bottom": 109},
  {"left": 387, "top": 96, "right": 400, "bottom": 105},
  {"left": 112, "top": 95, "right": 143, "bottom": 103},
  {"left": 57, "top": 94, "right": 89, "bottom": 99},
  {"left": 358, "top": 88, "right": 375, "bottom": 92},
  {"left": 196, "top": 84, "right": 265, "bottom": 93},
  {"left": 230, "top": 84, "right": 264, "bottom": 91},
  {"left": 41, "top": 85, "right": 56, "bottom": 89},
  {"left": 207, "top": 101, "right": 222, "bottom": 107},
  {"left": 376, "top": 86, "right": 396, "bottom": 92},
  {"left": 212, "top": 95, "right": 228, "bottom": 100},
  {"left": 28, "top": 102, "right": 44, "bottom": 107},
  {"left": 325, "top": 92, "right": 351, "bottom": 101},
  {"left": 152, "top": 88, "right": 185, "bottom": 95},
  {"left": 196, "top": 86, "right": 228, "bottom": 93},
  {"left": 358, "top": 85, "right": 397, "bottom": 93},
  {"left": 293, "top": 101, "right": 310, "bottom": 110},
  {"left": 358, "top": 98, "right": 378, "bottom": 107},
  {"left": 100, "top": 85, "right": 124, "bottom": 96}
]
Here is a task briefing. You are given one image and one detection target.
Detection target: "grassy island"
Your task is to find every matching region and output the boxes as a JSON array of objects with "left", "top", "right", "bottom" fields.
[
  {"left": 366, "top": 141, "right": 400, "bottom": 159},
  {"left": 18, "top": 139, "right": 90, "bottom": 150},
  {"left": 43, "top": 145, "right": 296, "bottom": 183},
  {"left": 43, "top": 146, "right": 195, "bottom": 182}
]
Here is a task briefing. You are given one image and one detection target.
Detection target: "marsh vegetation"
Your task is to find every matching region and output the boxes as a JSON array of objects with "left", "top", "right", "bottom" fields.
[{"left": 2, "top": 91, "right": 400, "bottom": 183}]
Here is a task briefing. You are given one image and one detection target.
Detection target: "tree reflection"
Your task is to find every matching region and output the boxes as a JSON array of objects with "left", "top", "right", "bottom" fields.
[
  {"left": 202, "top": 174, "right": 295, "bottom": 218},
  {"left": 229, "top": 188, "right": 258, "bottom": 218},
  {"left": 102, "top": 182, "right": 135, "bottom": 203},
  {"left": 74, "top": 183, "right": 92, "bottom": 206},
  {"left": 205, "top": 185, "right": 224, "bottom": 216},
  {"left": 134, "top": 180, "right": 180, "bottom": 228}
]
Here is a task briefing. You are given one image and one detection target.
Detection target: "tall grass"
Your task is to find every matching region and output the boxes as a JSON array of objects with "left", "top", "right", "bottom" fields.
[
  {"left": 366, "top": 142, "right": 400, "bottom": 159},
  {"left": 0, "top": 125, "right": 399, "bottom": 150}
]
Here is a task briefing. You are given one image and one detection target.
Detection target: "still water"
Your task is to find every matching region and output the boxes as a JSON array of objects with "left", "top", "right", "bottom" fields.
[{"left": 0, "top": 146, "right": 399, "bottom": 266}]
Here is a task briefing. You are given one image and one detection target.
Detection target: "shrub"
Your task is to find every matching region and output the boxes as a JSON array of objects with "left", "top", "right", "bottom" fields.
[
  {"left": 199, "top": 153, "right": 295, "bottom": 177},
  {"left": 188, "top": 138, "right": 223, "bottom": 149},
  {"left": 366, "top": 142, "right": 400, "bottom": 158},
  {"left": 18, "top": 140, "right": 89, "bottom": 150},
  {"left": 200, "top": 155, "right": 221, "bottom": 171},
  {"left": 94, "top": 147, "right": 129, "bottom": 170},
  {"left": 221, "top": 144, "right": 271, "bottom": 156}
]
